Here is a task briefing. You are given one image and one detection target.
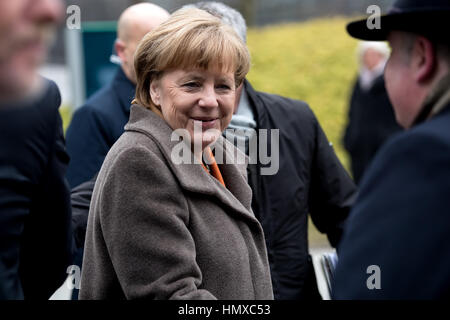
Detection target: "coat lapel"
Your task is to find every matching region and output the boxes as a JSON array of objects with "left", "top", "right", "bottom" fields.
[
  {"left": 125, "top": 105, "right": 258, "bottom": 225},
  {"left": 244, "top": 80, "right": 267, "bottom": 130}
]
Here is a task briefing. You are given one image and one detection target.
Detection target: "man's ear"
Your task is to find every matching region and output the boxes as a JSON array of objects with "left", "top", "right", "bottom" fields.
[
  {"left": 114, "top": 39, "right": 126, "bottom": 63},
  {"left": 413, "top": 36, "right": 437, "bottom": 83},
  {"left": 149, "top": 80, "right": 161, "bottom": 106}
]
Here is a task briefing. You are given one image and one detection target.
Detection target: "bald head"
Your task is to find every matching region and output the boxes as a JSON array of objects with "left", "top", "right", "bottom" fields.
[
  {"left": 115, "top": 3, "right": 169, "bottom": 83},
  {"left": 118, "top": 3, "right": 169, "bottom": 43}
]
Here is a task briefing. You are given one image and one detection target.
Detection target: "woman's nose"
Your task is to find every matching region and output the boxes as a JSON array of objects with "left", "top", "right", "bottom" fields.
[{"left": 198, "top": 85, "right": 219, "bottom": 108}]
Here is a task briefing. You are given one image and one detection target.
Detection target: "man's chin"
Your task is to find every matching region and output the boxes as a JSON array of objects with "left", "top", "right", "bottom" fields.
[{"left": 0, "top": 70, "right": 42, "bottom": 103}]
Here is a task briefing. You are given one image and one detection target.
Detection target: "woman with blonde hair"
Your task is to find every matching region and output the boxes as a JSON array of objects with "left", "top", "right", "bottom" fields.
[{"left": 79, "top": 8, "right": 273, "bottom": 300}]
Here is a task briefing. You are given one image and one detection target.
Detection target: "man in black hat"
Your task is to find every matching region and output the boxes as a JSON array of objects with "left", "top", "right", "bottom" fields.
[{"left": 333, "top": 0, "right": 450, "bottom": 299}]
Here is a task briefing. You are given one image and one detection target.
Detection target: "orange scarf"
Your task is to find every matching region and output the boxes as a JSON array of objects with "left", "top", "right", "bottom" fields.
[{"left": 202, "top": 147, "right": 226, "bottom": 188}]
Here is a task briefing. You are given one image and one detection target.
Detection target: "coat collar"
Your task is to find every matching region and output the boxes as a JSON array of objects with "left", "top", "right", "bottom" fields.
[
  {"left": 111, "top": 68, "right": 136, "bottom": 116},
  {"left": 413, "top": 73, "right": 450, "bottom": 126},
  {"left": 243, "top": 80, "right": 267, "bottom": 129},
  {"left": 124, "top": 104, "right": 258, "bottom": 225}
]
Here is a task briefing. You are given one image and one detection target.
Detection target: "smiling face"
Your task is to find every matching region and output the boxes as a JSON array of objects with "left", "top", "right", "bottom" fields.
[{"left": 150, "top": 67, "right": 236, "bottom": 151}]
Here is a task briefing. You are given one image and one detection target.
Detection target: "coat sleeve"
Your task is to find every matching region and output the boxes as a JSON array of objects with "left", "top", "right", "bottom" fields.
[
  {"left": 96, "top": 145, "right": 217, "bottom": 300},
  {"left": 21, "top": 109, "right": 74, "bottom": 299},
  {"left": 308, "top": 116, "right": 358, "bottom": 248},
  {"left": 71, "top": 175, "right": 97, "bottom": 250},
  {"left": 65, "top": 106, "right": 112, "bottom": 188},
  {"left": 332, "top": 131, "right": 450, "bottom": 299},
  {"left": 0, "top": 143, "right": 33, "bottom": 300}
]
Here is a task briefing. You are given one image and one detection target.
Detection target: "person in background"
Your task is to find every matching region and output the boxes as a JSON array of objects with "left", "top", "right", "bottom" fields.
[
  {"left": 80, "top": 8, "right": 273, "bottom": 300},
  {"left": 65, "top": 2, "right": 169, "bottom": 188},
  {"left": 333, "top": 0, "right": 450, "bottom": 299},
  {"left": 184, "top": 2, "right": 357, "bottom": 300},
  {"left": 0, "top": 0, "right": 74, "bottom": 299},
  {"left": 344, "top": 41, "right": 402, "bottom": 184}
]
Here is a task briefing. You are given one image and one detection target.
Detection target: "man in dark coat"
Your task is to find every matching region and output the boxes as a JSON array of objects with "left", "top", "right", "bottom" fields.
[
  {"left": 243, "top": 80, "right": 357, "bottom": 299},
  {"left": 333, "top": 0, "right": 450, "bottom": 299},
  {"left": 0, "top": 0, "right": 72, "bottom": 300},
  {"left": 344, "top": 42, "right": 402, "bottom": 184},
  {"left": 185, "top": 2, "right": 358, "bottom": 300},
  {"left": 0, "top": 80, "right": 74, "bottom": 300},
  {"left": 65, "top": 3, "right": 169, "bottom": 188}
]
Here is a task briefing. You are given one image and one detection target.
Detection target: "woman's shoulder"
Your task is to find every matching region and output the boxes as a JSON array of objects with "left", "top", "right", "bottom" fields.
[
  {"left": 96, "top": 130, "right": 166, "bottom": 181},
  {"left": 109, "top": 130, "right": 164, "bottom": 163}
]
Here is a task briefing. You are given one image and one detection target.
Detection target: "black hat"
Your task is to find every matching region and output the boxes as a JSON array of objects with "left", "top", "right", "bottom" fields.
[{"left": 346, "top": 0, "right": 450, "bottom": 41}]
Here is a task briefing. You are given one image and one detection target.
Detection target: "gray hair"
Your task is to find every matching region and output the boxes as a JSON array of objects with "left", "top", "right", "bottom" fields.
[{"left": 182, "top": 1, "right": 247, "bottom": 43}]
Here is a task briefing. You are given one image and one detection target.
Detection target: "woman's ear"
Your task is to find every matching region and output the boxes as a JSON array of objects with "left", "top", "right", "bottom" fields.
[{"left": 149, "top": 80, "right": 161, "bottom": 106}]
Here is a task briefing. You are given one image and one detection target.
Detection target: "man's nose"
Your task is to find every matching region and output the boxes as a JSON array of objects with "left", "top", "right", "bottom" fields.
[
  {"left": 27, "top": 0, "right": 64, "bottom": 25},
  {"left": 198, "top": 85, "right": 219, "bottom": 108}
]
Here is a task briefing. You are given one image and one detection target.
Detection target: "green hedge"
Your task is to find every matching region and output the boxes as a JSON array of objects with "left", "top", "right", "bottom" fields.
[
  {"left": 247, "top": 16, "right": 360, "bottom": 172},
  {"left": 60, "top": 105, "right": 72, "bottom": 133}
]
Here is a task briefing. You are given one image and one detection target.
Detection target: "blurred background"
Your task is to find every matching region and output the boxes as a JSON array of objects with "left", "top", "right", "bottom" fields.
[{"left": 41, "top": 0, "right": 395, "bottom": 249}]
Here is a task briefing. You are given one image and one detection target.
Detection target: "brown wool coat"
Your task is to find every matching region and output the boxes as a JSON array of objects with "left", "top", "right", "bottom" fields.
[{"left": 79, "top": 105, "right": 273, "bottom": 300}]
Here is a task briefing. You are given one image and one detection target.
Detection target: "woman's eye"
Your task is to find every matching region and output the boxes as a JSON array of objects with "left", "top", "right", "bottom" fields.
[
  {"left": 183, "top": 82, "right": 200, "bottom": 88},
  {"left": 216, "top": 84, "right": 231, "bottom": 91}
]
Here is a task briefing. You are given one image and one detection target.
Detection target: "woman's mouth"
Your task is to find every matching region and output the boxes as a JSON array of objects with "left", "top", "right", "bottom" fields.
[{"left": 192, "top": 118, "right": 219, "bottom": 130}]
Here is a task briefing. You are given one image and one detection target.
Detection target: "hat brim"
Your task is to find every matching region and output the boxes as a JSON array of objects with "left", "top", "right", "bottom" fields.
[
  {"left": 347, "top": 11, "right": 450, "bottom": 41},
  {"left": 346, "top": 16, "right": 389, "bottom": 41},
  {"left": 347, "top": 13, "right": 414, "bottom": 41}
]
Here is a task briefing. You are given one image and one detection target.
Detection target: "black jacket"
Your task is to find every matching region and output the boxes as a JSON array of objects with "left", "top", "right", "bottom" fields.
[
  {"left": 333, "top": 101, "right": 450, "bottom": 299},
  {"left": 0, "top": 80, "right": 73, "bottom": 299},
  {"left": 245, "top": 82, "right": 357, "bottom": 299},
  {"left": 344, "top": 75, "right": 402, "bottom": 184},
  {"left": 65, "top": 68, "right": 135, "bottom": 188}
]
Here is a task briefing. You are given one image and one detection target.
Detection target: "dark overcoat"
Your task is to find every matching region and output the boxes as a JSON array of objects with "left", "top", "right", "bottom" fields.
[
  {"left": 245, "top": 82, "right": 357, "bottom": 299},
  {"left": 0, "top": 79, "right": 73, "bottom": 299},
  {"left": 344, "top": 75, "right": 402, "bottom": 184},
  {"left": 333, "top": 101, "right": 450, "bottom": 299}
]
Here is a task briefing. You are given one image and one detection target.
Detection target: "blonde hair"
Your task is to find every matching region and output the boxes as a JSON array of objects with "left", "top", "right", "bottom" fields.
[{"left": 134, "top": 8, "right": 251, "bottom": 110}]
